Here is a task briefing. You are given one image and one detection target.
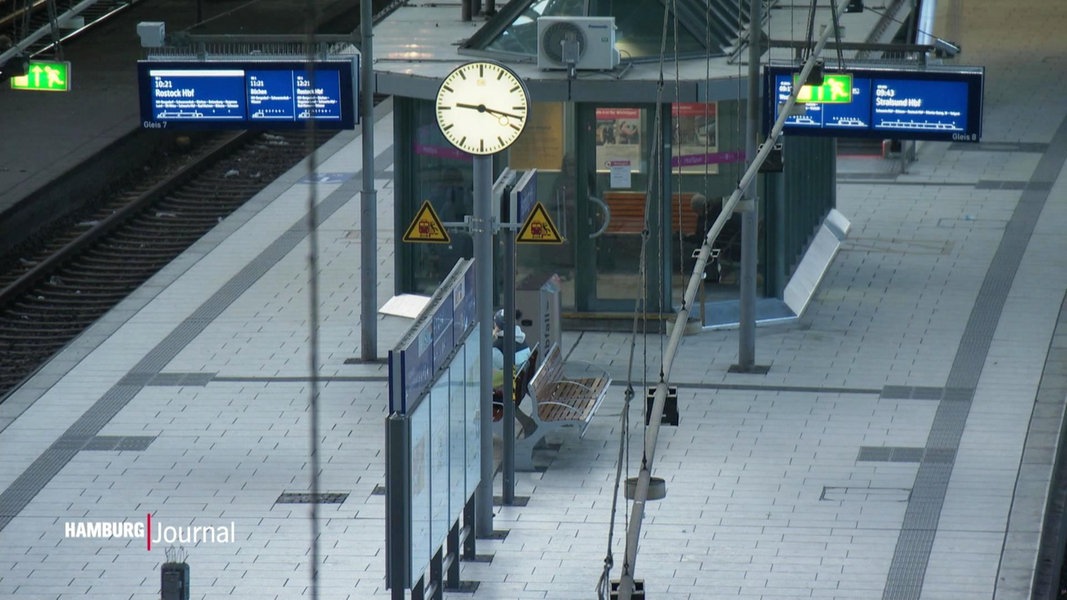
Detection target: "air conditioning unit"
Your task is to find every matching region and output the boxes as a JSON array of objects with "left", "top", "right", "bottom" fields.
[{"left": 537, "top": 16, "right": 620, "bottom": 71}]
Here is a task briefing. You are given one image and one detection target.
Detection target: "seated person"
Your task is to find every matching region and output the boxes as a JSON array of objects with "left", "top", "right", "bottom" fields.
[
  {"left": 491, "top": 309, "right": 532, "bottom": 418},
  {"left": 686, "top": 194, "right": 741, "bottom": 256},
  {"left": 685, "top": 193, "right": 742, "bottom": 280}
]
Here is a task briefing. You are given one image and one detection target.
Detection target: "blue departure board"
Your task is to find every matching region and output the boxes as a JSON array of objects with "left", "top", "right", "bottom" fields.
[
  {"left": 773, "top": 74, "right": 871, "bottom": 130},
  {"left": 764, "top": 65, "right": 983, "bottom": 142},
  {"left": 871, "top": 78, "right": 968, "bottom": 135},
  {"left": 137, "top": 60, "right": 357, "bottom": 130}
]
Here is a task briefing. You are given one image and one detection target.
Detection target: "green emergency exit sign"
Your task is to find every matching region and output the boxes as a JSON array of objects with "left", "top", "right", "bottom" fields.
[
  {"left": 795, "top": 73, "right": 852, "bottom": 104},
  {"left": 11, "top": 61, "right": 71, "bottom": 92}
]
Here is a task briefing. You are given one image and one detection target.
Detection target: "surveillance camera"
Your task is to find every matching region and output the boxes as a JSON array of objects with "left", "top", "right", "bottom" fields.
[{"left": 933, "top": 38, "right": 961, "bottom": 58}]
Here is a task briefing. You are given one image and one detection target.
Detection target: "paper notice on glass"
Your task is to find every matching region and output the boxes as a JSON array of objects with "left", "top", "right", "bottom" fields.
[{"left": 609, "top": 160, "right": 632, "bottom": 189}]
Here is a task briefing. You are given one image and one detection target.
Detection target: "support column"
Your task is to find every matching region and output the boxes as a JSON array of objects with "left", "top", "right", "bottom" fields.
[{"left": 473, "top": 155, "right": 495, "bottom": 537}]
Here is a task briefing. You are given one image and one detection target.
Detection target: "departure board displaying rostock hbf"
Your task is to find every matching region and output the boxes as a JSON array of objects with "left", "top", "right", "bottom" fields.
[
  {"left": 763, "top": 65, "right": 984, "bottom": 143},
  {"left": 137, "top": 60, "right": 357, "bottom": 130}
]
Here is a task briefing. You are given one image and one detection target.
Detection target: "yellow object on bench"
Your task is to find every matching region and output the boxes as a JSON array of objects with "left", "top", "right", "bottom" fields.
[
  {"left": 492, "top": 344, "right": 539, "bottom": 422},
  {"left": 510, "top": 343, "right": 612, "bottom": 471}
]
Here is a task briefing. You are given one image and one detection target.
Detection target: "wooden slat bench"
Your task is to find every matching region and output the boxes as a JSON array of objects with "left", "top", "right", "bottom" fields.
[
  {"left": 600, "top": 191, "right": 742, "bottom": 273},
  {"left": 510, "top": 343, "right": 612, "bottom": 471},
  {"left": 602, "top": 191, "right": 700, "bottom": 238}
]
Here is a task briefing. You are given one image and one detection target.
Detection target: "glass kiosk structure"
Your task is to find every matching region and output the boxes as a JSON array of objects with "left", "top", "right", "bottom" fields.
[{"left": 388, "top": 0, "right": 838, "bottom": 322}]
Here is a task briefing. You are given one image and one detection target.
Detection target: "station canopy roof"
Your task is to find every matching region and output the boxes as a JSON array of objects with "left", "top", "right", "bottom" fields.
[{"left": 460, "top": 0, "right": 756, "bottom": 62}]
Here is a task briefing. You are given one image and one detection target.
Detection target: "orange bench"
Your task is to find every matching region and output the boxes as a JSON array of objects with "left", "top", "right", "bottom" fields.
[{"left": 601, "top": 192, "right": 700, "bottom": 238}]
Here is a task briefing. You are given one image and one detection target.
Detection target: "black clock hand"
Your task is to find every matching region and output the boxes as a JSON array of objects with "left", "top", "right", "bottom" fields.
[
  {"left": 455, "top": 102, "right": 524, "bottom": 120},
  {"left": 484, "top": 107, "right": 525, "bottom": 120}
]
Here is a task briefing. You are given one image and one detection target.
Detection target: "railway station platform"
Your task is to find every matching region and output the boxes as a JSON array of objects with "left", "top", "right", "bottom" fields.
[{"left": 1, "top": 0, "right": 1067, "bottom": 598}]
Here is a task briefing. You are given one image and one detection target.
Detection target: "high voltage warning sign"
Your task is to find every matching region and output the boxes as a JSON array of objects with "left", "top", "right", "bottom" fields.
[
  {"left": 403, "top": 201, "right": 450, "bottom": 243},
  {"left": 516, "top": 202, "right": 563, "bottom": 244}
]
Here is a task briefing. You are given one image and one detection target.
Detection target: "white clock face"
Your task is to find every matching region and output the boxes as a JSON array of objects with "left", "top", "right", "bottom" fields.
[{"left": 435, "top": 61, "right": 530, "bottom": 155}]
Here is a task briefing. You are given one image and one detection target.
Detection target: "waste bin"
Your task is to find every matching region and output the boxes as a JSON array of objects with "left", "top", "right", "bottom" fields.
[
  {"left": 515, "top": 273, "right": 561, "bottom": 351},
  {"left": 161, "top": 561, "right": 190, "bottom": 600}
]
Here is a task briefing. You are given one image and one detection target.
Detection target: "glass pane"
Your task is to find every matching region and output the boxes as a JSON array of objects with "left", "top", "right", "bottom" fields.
[
  {"left": 591, "top": 106, "right": 652, "bottom": 301},
  {"left": 512, "top": 102, "right": 578, "bottom": 310},
  {"left": 486, "top": 0, "right": 588, "bottom": 54},
  {"left": 408, "top": 102, "right": 475, "bottom": 295},
  {"left": 610, "top": 0, "right": 706, "bottom": 59}
]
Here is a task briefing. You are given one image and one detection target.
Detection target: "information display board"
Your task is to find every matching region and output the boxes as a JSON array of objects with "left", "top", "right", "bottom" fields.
[
  {"left": 137, "top": 60, "right": 357, "bottom": 130},
  {"left": 385, "top": 259, "right": 481, "bottom": 591},
  {"left": 390, "top": 259, "right": 477, "bottom": 414},
  {"left": 764, "top": 65, "right": 983, "bottom": 142}
]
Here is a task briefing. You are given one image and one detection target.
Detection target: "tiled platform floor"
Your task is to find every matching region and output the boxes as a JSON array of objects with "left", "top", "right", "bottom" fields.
[{"left": 1, "top": 1, "right": 1067, "bottom": 598}]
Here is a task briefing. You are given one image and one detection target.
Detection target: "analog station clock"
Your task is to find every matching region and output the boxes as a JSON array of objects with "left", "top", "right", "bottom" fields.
[{"left": 434, "top": 61, "right": 530, "bottom": 155}]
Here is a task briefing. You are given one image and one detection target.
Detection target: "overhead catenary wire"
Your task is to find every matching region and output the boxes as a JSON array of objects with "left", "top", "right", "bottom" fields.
[
  {"left": 612, "top": 13, "right": 841, "bottom": 599},
  {"left": 302, "top": 0, "right": 322, "bottom": 598},
  {"left": 595, "top": 0, "right": 674, "bottom": 597}
]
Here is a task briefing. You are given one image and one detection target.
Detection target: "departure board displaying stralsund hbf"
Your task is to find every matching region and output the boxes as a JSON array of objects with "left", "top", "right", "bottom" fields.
[
  {"left": 137, "top": 60, "right": 357, "bottom": 130},
  {"left": 763, "top": 65, "right": 984, "bottom": 143}
]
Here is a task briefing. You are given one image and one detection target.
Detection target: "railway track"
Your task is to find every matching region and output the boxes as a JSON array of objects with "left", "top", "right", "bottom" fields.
[{"left": 0, "top": 128, "right": 336, "bottom": 400}]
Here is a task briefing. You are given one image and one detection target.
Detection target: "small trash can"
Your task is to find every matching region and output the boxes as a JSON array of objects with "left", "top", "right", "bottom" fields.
[{"left": 161, "top": 561, "right": 189, "bottom": 600}]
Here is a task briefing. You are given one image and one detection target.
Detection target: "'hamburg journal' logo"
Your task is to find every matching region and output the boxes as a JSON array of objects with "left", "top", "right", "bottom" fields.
[{"left": 64, "top": 514, "right": 236, "bottom": 550}]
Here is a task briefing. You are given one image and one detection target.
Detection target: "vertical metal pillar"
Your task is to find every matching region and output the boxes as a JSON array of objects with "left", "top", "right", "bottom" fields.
[
  {"left": 462, "top": 497, "right": 477, "bottom": 559},
  {"left": 772, "top": 169, "right": 787, "bottom": 297},
  {"left": 429, "top": 549, "right": 443, "bottom": 600},
  {"left": 501, "top": 225, "right": 516, "bottom": 502},
  {"left": 737, "top": 0, "right": 761, "bottom": 369},
  {"left": 473, "top": 155, "right": 495, "bottom": 537},
  {"left": 359, "top": 0, "right": 378, "bottom": 361},
  {"left": 385, "top": 414, "right": 410, "bottom": 599},
  {"left": 446, "top": 522, "right": 461, "bottom": 587}
]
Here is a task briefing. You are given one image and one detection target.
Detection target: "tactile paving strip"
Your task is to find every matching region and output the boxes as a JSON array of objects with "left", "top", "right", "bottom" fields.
[
  {"left": 81, "top": 435, "right": 157, "bottom": 451},
  {"left": 275, "top": 492, "right": 350, "bottom": 504},
  {"left": 881, "top": 117, "right": 1067, "bottom": 599}
]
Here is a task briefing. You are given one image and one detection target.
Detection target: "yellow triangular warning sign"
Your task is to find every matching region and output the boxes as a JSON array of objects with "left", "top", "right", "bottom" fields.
[
  {"left": 403, "top": 201, "right": 451, "bottom": 244},
  {"left": 516, "top": 202, "right": 564, "bottom": 244}
]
